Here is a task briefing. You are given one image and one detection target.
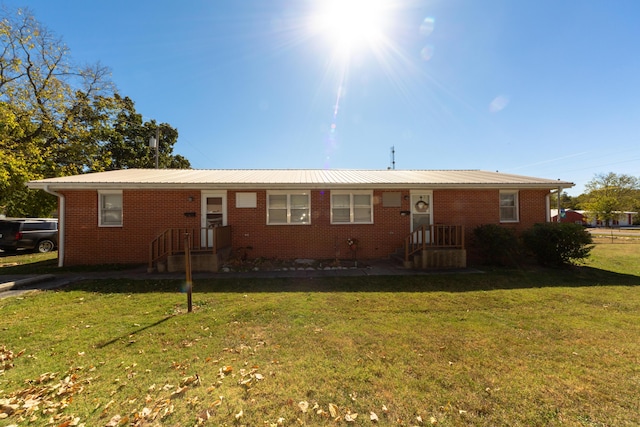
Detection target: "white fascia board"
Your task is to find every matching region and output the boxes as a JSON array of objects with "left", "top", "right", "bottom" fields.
[{"left": 27, "top": 182, "right": 574, "bottom": 191}]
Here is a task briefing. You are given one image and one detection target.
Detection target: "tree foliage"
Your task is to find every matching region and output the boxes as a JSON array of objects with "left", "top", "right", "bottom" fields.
[
  {"left": 582, "top": 172, "right": 640, "bottom": 226},
  {"left": 0, "top": 7, "right": 190, "bottom": 217}
]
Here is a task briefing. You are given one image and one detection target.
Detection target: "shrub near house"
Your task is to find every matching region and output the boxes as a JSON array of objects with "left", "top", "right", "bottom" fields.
[{"left": 522, "top": 222, "right": 594, "bottom": 266}]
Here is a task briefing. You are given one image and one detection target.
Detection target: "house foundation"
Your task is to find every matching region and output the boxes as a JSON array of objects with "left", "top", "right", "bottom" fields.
[{"left": 406, "top": 249, "right": 467, "bottom": 269}]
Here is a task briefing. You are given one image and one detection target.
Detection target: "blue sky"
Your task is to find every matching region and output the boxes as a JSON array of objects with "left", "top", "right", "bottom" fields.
[{"left": 5, "top": 0, "right": 640, "bottom": 195}]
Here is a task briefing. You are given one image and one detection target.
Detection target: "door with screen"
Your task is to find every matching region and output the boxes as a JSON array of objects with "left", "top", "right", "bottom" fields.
[
  {"left": 411, "top": 193, "right": 432, "bottom": 244},
  {"left": 201, "top": 193, "right": 226, "bottom": 248}
]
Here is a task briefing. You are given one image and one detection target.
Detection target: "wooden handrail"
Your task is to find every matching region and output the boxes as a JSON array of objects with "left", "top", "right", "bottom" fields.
[
  {"left": 404, "top": 225, "right": 464, "bottom": 262},
  {"left": 149, "top": 226, "right": 231, "bottom": 271}
]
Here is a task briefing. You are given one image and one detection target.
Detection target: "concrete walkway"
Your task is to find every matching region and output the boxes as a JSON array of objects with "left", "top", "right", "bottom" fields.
[{"left": 0, "top": 259, "right": 476, "bottom": 298}]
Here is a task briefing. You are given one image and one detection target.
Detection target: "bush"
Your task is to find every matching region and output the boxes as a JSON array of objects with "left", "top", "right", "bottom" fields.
[
  {"left": 522, "top": 222, "right": 593, "bottom": 266},
  {"left": 472, "top": 224, "right": 519, "bottom": 265}
]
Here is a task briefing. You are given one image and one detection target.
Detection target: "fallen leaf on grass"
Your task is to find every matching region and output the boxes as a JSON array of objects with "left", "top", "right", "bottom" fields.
[
  {"left": 329, "top": 403, "right": 339, "bottom": 418},
  {"left": 235, "top": 409, "right": 243, "bottom": 420},
  {"left": 298, "top": 401, "right": 309, "bottom": 413},
  {"left": 196, "top": 409, "right": 211, "bottom": 425},
  {"left": 170, "top": 386, "right": 187, "bottom": 399},
  {"left": 105, "top": 414, "right": 121, "bottom": 426},
  {"left": 344, "top": 412, "right": 358, "bottom": 422},
  {"left": 180, "top": 374, "right": 201, "bottom": 387},
  {"left": 370, "top": 412, "right": 379, "bottom": 422}
]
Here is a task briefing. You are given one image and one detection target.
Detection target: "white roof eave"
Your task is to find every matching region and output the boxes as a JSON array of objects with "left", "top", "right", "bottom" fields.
[{"left": 27, "top": 182, "right": 573, "bottom": 191}]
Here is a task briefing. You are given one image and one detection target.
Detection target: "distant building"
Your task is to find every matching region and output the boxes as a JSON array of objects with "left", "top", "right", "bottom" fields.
[{"left": 551, "top": 209, "right": 637, "bottom": 227}]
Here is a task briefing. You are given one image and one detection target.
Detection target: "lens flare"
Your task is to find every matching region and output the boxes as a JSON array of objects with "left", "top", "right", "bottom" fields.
[
  {"left": 420, "top": 45, "right": 435, "bottom": 61},
  {"left": 419, "top": 17, "right": 435, "bottom": 37},
  {"left": 489, "top": 95, "right": 510, "bottom": 112}
]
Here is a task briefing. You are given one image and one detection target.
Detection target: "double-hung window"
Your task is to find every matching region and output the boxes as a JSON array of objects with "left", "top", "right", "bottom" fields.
[
  {"left": 499, "top": 190, "right": 519, "bottom": 222},
  {"left": 99, "top": 191, "right": 123, "bottom": 227},
  {"left": 331, "top": 191, "right": 373, "bottom": 224},
  {"left": 267, "top": 192, "right": 310, "bottom": 225}
]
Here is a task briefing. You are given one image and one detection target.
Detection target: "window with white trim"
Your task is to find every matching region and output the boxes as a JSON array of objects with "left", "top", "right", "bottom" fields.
[
  {"left": 99, "top": 191, "right": 123, "bottom": 227},
  {"left": 267, "top": 192, "right": 310, "bottom": 225},
  {"left": 331, "top": 191, "right": 373, "bottom": 224},
  {"left": 499, "top": 190, "right": 519, "bottom": 222}
]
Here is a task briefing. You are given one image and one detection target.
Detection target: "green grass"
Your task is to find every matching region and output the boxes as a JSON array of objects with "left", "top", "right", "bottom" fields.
[
  {"left": 0, "top": 251, "right": 141, "bottom": 275},
  {"left": 0, "top": 242, "right": 639, "bottom": 426}
]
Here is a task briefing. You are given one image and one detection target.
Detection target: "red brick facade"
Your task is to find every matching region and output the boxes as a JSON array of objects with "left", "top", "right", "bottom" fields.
[{"left": 58, "top": 188, "right": 550, "bottom": 266}]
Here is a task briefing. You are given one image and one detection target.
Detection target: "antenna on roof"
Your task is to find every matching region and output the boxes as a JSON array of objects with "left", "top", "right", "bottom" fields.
[{"left": 389, "top": 146, "right": 396, "bottom": 170}]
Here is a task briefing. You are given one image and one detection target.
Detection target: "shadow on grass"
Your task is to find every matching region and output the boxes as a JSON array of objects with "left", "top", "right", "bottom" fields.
[
  {"left": 95, "top": 316, "right": 174, "bottom": 349},
  {"left": 0, "top": 259, "right": 143, "bottom": 275},
  {"left": 62, "top": 265, "right": 640, "bottom": 294}
]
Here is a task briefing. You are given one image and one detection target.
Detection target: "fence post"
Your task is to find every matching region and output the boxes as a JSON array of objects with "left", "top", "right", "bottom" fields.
[{"left": 184, "top": 233, "right": 193, "bottom": 313}]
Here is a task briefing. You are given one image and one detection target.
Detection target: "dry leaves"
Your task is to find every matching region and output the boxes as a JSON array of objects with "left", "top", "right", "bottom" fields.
[
  {"left": 0, "top": 366, "right": 89, "bottom": 425},
  {"left": 0, "top": 346, "right": 25, "bottom": 374}
]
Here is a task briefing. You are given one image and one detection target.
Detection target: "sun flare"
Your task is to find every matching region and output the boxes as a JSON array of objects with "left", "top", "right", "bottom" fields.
[{"left": 310, "top": 0, "right": 389, "bottom": 55}]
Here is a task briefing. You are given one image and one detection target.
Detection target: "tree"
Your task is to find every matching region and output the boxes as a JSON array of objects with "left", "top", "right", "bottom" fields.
[
  {"left": 549, "top": 191, "right": 578, "bottom": 210},
  {"left": 582, "top": 172, "right": 640, "bottom": 227},
  {"left": 0, "top": 6, "right": 114, "bottom": 216},
  {"left": 0, "top": 7, "right": 190, "bottom": 217},
  {"left": 102, "top": 95, "right": 190, "bottom": 170}
]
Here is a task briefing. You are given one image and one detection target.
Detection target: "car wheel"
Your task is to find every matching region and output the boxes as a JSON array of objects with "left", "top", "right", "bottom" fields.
[{"left": 37, "top": 240, "right": 55, "bottom": 253}]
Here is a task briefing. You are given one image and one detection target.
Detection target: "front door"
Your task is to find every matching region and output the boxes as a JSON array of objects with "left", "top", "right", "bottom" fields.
[
  {"left": 410, "top": 192, "right": 432, "bottom": 244},
  {"left": 201, "top": 192, "right": 227, "bottom": 248}
]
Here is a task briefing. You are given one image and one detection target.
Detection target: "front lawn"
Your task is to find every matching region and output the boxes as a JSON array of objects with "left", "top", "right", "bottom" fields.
[{"left": 0, "top": 241, "right": 638, "bottom": 426}]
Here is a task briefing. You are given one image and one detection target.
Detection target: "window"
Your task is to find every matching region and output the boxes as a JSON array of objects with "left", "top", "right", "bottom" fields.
[
  {"left": 331, "top": 192, "right": 373, "bottom": 224},
  {"left": 267, "top": 192, "right": 310, "bottom": 224},
  {"left": 499, "top": 191, "right": 519, "bottom": 222},
  {"left": 99, "top": 191, "right": 123, "bottom": 226}
]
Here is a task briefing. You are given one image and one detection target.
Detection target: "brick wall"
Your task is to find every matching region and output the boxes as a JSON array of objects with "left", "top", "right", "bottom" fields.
[
  {"left": 227, "top": 190, "right": 411, "bottom": 260},
  {"left": 58, "top": 188, "right": 550, "bottom": 266},
  {"left": 61, "top": 189, "right": 200, "bottom": 265}
]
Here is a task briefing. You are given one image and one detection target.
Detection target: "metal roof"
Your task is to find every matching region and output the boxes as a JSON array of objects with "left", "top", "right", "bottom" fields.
[{"left": 27, "top": 169, "right": 574, "bottom": 190}]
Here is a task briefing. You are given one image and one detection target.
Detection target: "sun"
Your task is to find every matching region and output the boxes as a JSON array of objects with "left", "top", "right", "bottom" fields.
[{"left": 310, "top": 0, "right": 390, "bottom": 55}]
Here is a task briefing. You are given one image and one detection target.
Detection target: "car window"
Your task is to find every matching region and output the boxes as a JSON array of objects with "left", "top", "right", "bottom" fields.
[
  {"left": 22, "top": 222, "right": 56, "bottom": 231},
  {"left": 0, "top": 222, "right": 20, "bottom": 233}
]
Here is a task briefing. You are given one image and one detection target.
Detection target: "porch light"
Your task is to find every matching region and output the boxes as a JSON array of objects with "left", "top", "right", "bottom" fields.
[{"left": 149, "top": 128, "right": 160, "bottom": 169}]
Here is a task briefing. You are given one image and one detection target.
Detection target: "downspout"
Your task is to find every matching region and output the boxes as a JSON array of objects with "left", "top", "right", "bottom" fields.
[
  {"left": 545, "top": 193, "right": 550, "bottom": 222},
  {"left": 43, "top": 185, "right": 64, "bottom": 267}
]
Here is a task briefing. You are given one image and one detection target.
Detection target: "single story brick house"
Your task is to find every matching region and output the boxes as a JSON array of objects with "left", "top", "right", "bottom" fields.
[{"left": 27, "top": 169, "right": 573, "bottom": 270}]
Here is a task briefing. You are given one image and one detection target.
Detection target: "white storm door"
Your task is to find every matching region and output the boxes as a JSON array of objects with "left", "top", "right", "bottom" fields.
[
  {"left": 410, "top": 192, "right": 432, "bottom": 244},
  {"left": 201, "top": 192, "right": 227, "bottom": 248}
]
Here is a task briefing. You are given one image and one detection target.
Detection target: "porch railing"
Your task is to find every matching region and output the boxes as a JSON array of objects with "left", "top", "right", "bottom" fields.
[
  {"left": 149, "top": 226, "right": 231, "bottom": 271},
  {"left": 404, "top": 225, "right": 465, "bottom": 262}
]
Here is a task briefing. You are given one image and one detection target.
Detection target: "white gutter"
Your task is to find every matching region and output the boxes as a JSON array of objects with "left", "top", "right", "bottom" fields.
[{"left": 43, "top": 185, "right": 64, "bottom": 267}]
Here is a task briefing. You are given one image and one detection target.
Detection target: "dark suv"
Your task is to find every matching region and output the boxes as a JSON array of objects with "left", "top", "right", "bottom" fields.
[{"left": 0, "top": 218, "right": 58, "bottom": 253}]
